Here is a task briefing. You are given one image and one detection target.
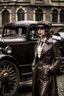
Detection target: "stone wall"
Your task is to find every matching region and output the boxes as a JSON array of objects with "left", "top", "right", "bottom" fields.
[{"left": 0, "top": 0, "right": 64, "bottom": 33}]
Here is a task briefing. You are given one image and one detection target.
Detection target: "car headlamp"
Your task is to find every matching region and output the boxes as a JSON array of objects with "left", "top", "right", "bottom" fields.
[{"left": 5, "top": 46, "right": 12, "bottom": 54}]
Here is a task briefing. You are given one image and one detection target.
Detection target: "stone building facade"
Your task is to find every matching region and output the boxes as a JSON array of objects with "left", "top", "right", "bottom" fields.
[{"left": 0, "top": 0, "right": 64, "bottom": 33}]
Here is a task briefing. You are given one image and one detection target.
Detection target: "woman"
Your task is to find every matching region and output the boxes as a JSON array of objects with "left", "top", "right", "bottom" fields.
[{"left": 32, "top": 21, "right": 61, "bottom": 96}]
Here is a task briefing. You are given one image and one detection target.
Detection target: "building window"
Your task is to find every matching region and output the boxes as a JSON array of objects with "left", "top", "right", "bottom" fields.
[
  {"left": 17, "top": 9, "right": 24, "bottom": 21},
  {"left": 60, "top": 9, "right": 64, "bottom": 23},
  {"left": 52, "top": 9, "right": 58, "bottom": 23},
  {"left": 2, "top": 9, "right": 10, "bottom": 26},
  {"left": 35, "top": 9, "right": 43, "bottom": 21}
]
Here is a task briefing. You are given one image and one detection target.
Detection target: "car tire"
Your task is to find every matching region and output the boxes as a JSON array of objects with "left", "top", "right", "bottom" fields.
[{"left": 0, "top": 60, "right": 20, "bottom": 96}]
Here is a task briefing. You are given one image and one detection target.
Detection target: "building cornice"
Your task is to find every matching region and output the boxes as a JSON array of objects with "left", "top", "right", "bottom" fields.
[{"left": 0, "top": 3, "right": 52, "bottom": 8}]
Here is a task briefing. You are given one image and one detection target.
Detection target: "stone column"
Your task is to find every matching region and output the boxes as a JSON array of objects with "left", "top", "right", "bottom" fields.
[
  {"left": 43, "top": 11, "right": 46, "bottom": 21},
  {"left": 25, "top": 11, "right": 27, "bottom": 20},
  {"left": 30, "top": 0, "right": 35, "bottom": 4},
  {"left": 27, "top": 7, "right": 33, "bottom": 20},
  {"left": 58, "top": 11, "right": 60, "bottom": 24},
  {"left": 45, "top": 10, "right": 51, "bottom": 21},
  {"left": 11, "top": 6, "right": 16, "bottom": 22}
]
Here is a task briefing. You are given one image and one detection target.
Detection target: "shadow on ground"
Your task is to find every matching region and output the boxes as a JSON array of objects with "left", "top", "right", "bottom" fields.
[{"left": 15, "top": 82, "right": 32, "bottom": 96}]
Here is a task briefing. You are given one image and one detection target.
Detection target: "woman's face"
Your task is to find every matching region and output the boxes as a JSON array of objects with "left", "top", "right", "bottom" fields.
[{"left": 37, "top": 28, "right": 46, "bottom": 38}]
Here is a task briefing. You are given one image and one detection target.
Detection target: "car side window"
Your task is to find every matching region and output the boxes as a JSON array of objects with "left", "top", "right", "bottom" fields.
[
  {"left": 29, "top": 28, "right": 38, "bottom": 40},
  {"left": 18, "top": 27, "right": 27, "bottom": 37},
  {"left": 18, "top": 28, "right": 22, "bottom": 36},
  {"left": 30, "top": 30, "right": 36, "bottom": 39},
  {"left": 4, "top": 29, "right": 17, "bottom": 36}
]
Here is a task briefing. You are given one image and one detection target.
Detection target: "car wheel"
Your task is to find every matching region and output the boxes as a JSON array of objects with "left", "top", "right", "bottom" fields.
[{"left": 0, "top": 60, "right": 20, "bottom": 96}]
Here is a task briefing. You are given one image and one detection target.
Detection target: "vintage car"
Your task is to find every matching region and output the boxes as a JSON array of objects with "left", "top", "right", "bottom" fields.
[
  {"left": 0, "top": 20, "right": 64, "bottom": 96},
  {"left": 0, "top": 20, "right": 38, "bottom": 96}
]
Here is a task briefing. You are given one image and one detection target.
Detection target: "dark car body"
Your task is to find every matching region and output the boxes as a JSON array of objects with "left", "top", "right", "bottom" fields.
[
  {"left": 0, "top": 21, "right": 39, "bottom": 96},
  {"left": 1, "top": 21, "right": 38, "bottom": 80}
]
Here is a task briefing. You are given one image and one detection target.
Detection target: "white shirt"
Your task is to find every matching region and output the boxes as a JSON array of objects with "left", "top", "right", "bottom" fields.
[{"left": 37, "top": 37, "right": 47, "bottom": 58}]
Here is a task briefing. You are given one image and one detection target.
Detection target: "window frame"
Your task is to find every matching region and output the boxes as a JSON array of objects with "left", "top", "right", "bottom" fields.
[
  {"left": 2, "top": 9, "right": 10, "bottom": 26},
  {"left": 17, "top": 9, "right": 24, "bottom": 21},
  {"left": 35, "top": 9, "right": 43, "bottom": 21},
  {"left": 52, "top": 9, "right": 58, "bottom": 23}
]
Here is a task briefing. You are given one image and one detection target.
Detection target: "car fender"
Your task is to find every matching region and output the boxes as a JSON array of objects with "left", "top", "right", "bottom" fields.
[{"left": 0, "top": 54, "right": 21, "bottom": 78}]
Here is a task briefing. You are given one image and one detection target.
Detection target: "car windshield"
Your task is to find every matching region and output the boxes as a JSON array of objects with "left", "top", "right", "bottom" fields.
[{"left": 3, "top": 26, "right": 27, "bottom": 37}]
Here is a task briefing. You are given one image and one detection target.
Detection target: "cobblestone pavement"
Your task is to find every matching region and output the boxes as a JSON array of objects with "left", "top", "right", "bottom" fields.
[
  {"left": 16, "top": 73, "right": 64, "bottom": 96},
  {"left": 57, "top": 73, "right": 64, "bottom": 96}
]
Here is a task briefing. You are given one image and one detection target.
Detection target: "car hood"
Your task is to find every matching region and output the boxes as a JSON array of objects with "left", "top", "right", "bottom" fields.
[{"left": 1, "top": 36, "right": 26, "bottom": 43}]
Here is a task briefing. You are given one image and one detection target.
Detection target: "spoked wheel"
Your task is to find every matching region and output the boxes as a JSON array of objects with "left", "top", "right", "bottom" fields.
[{"left": 0, "top": 60, "right": 20, "bottom": 96}]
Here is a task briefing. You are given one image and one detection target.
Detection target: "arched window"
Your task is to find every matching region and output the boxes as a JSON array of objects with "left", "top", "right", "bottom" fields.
[
  {"left": 17, "top": 9, "right": 24, "bottom": 21},
  {"left": 60, "top": 9, "right": 64, "bottom": 23},
  {"left": 2, "top": 9, "right": 10, "bottom": 26},
  {"left": 52, "top": 9, "right": 58, "bottom": 23},
  {"left": 35, "top": 9, "right": 43, "bottom": 21}
]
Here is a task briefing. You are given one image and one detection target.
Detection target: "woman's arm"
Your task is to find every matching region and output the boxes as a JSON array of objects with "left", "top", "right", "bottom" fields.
[{"left": 49, "top": 41, "right": 62, "bottom": 73}]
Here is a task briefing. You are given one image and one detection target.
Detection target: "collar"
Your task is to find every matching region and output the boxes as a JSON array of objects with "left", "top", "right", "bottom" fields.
[
  {"left": 41, "top": 37, "right": 47, "bottom": 43},
  {"left": 47, "top": 37, "right": 57, "bottom": 44}
]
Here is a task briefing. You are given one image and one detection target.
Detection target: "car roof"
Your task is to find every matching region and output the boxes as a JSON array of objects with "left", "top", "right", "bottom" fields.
[{"left": 3, "top": 20, "right": 37, "bottom": 29}]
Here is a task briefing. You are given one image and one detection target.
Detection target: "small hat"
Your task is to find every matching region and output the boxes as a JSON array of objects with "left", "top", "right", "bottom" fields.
[
  {"left": 37, "top": 20, "right": 52, "bottom": 29},
  {"left": 37, "top": 24, "right": 45, "bottom": 28}
]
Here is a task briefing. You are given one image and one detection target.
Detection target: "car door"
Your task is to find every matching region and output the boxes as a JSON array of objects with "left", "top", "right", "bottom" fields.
[{"left": 26, "top": 27, "right": 38, "bottom": 64}]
